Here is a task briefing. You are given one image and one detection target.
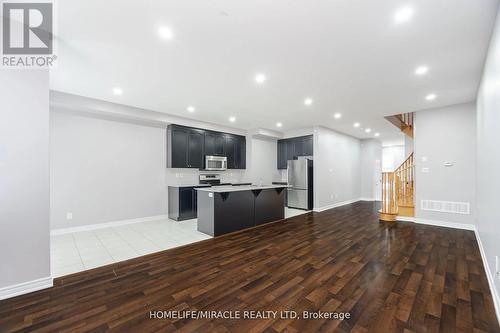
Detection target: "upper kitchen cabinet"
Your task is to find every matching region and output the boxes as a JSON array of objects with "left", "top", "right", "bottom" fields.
[
  {"left": 167, "top": 124, "right": 246, "bottom": 169},
  {"left": 277, "top": 140, "right": 287, "bottom": 169},
  {"left": 168, "top": 126, "right": 189, "bottom": 168},
  {"left": 187, "top": 129, "right": 204, "bottom": 168},
  {"left": 223, "top": 134, "right": 246, "bottom": 169},
  {"left": 167, "top": 125, "right": 204, "bottom": 168},
  {"left": 277, "top": 135, "right": 313, "bottom": 169},
  {"left": 204, "top": 131, "right": 225, "bottom": 156},
  {"left": 303, "top": 135, "right": 313, "bottom": 155},
  {"left": 235, "top": 136, "right": 246, "bottom": 169}
]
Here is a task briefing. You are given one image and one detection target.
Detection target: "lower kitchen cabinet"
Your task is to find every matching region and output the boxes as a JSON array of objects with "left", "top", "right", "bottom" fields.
[{"left": 168, "top": 186, "right": 204, "bottom": 221}]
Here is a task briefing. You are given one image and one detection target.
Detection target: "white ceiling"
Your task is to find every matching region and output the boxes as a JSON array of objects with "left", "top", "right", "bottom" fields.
[{"left": 50, "top": 0, "right": 499, "bottom": 142}]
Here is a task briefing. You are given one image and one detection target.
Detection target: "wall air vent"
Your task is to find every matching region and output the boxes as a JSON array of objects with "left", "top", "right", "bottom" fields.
[{"left": 421, "top": 200, "right": 470, "bottom": 215}]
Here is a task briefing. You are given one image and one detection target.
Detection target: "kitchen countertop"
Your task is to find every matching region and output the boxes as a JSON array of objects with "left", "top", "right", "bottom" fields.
[
  {"left": 167, "top": 184, "right": 211, "bottom": 188},
  {"left": 195, "top": 184, "right": 288, "bottom": 193}
]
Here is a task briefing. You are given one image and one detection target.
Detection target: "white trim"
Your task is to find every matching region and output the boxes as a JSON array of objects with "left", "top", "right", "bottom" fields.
[
  {"left": 474, "top": 228, "right": 500, "bottom": 321},
  {"left": 359, "top": 197, "right": 377, "bottom": 202},
  {"left": 50, "top": 214, "right": 169, "bottom": 235},
  {"left": 396, "top": 216, "right": 475, "bottom": 230},
  {"left": 0, "top": 277, "right": 53, "bottom": 301},
  {"left": 313, "top": 198, "right": 362, "bottom": 212}
]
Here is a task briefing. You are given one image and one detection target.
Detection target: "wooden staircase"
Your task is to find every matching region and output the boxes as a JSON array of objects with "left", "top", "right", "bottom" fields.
[
  {"left": 380, "top": 153, "right": 415, "bottom": 221},
  {"left": 380, "top": 111, "right": 415, "bottom": 222},
  {"left": 385, "top": 112, "right": 414, "bottom": 138}
]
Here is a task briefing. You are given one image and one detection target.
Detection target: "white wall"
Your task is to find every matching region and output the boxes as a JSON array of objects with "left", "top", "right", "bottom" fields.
[
  {"left": 50, "top": 110, "right": 249, "bottom": 230},
  {"left": 244, "top": 136, "right": 281, "bottom": 185},
  {"left": 477, "top": 7, "right": 500, "bottom": 313},
  {"left": 404, "top": 135, "right": 414, "bottom": 157},
  {"left": 50, "top": 111, "right": 168, "bottom": 229},
  {"left": 414, "top": 102, "right": 476, "bottom": 225},
  {"left": 313, "top": 126, "right": 361, "bottom": 210},
  {"left": 361, "top": 139, "right": 382, "bottom": 200},
  {"left": 0, "top": 70, "right": 51, "bottom": 293},
  {"left": 382, "top": 145, "right": 405, "bottom": 172}
]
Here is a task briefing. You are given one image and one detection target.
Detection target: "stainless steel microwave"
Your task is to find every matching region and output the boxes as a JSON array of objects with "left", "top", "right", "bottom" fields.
[{"left": 205, "top": 155, "right": 227, "bottom": 171}]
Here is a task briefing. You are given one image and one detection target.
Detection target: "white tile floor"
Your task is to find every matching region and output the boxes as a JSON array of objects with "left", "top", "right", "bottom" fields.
[{"left": 50, "top": 208, "right": 309, "bottom": 277}]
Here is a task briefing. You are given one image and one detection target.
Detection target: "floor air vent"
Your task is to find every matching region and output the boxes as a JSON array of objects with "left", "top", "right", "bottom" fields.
[{"left": 421, "top": 200, "right": 470, "bottom": 215}]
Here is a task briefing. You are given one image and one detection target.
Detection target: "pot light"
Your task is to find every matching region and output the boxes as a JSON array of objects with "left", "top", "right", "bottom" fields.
[
  {"left": 113, "top": 87, "right": 123, "bottom": 96},
  {"left": 365, "top": 128, "right": 372, "bottom": 133},
  {"left": 187, "top": 106, "right": 195, "bottom": 113},
  {"left": 425, "top": 93, "right": 437, "bottom": 101},
  {"left": 255, "top": 73, "right": 267, "bottom": 84},
  {"left": 353, "top": 122, "right": 360, "bottom": 128},
  {"left": 415, "top": 66, "right": 429, "bottom": 76},
  {"left": 333, "top": 113, "right": 342, "bottom": 119},
  {"left": 276, "top": 122, "right": 283, "bottom": 128},
  {"left": 304, "top": 98, "right": 313, "bottom": 106},
  {"left": 374, "top": 132, "right": 380, "bottom": 137},
  {"left": 229, "top": 116, "right": 236, "bottom": 123},
  {"left": 158, "top": 26, "right": 173, "bottom": 40},
  {"left": 394, "top": 7, "right": 414, "bottom": 24}
]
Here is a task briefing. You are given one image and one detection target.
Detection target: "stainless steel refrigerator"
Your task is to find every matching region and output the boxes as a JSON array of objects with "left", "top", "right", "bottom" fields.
[{"left": 287, "top": 157, "right": 313, "bottom": 210}]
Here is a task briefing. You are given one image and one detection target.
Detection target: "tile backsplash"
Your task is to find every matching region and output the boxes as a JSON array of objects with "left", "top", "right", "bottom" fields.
[{"left": 166, "top": 169, "right": 247, "bottom": 186}]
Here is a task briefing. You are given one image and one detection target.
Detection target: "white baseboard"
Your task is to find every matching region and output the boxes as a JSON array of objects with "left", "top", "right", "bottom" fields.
[
  {"left": 0, "top": 277, "right": 53, "bottom": 301},
  {"left": 313, "top": 198, "right": 362, "bottom": 212},
  {"left": 50, "top": 214, "right": 169, "bottom": 235},
  {"left": 396, "top": 215, "right": 500, "bottom": 321},
  {"left": 396, "top": 216, "right": 476, "bottom": 231},
  {"left": 474, "top": 228, "right": 500, "bottom": 321},
  {"left": 359, "top": 197, "right": 378, "bottom": 202}
]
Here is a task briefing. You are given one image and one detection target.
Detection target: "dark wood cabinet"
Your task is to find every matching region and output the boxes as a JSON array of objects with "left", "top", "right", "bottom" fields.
[
  {"left": 277, "top": 140, "right": 287, "bottom": 169},
  {"left": 235, "top": 136, "right": 246, "bottom": 169},
  {"left": 168, "top": 186, "right": 201, "bottom": 221},
  {"left": 187, "top": 129, "right": 204, "bottom": 168},
  {"left": 167, "top": 125, "right": 246, "bottom": 169},
  {"left": 224, "top": 135, "right": 236, "bottom": 169},
  {"left": 169, "top": 127, "right": 189, "bottom": 168},
  {"left": 303, "top": 135, "right": 313, "bottom": 156},
  {"left": 277, "top": 135, "right": 313, "bottom": 169},
  {"left": 204, "top": 132, "right": 225, "bottom": 156}
]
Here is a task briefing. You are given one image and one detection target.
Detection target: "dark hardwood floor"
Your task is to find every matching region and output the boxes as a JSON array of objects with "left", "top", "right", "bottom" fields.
[{"left": 0, "top": 201, "right": 498, "bottom": 332}]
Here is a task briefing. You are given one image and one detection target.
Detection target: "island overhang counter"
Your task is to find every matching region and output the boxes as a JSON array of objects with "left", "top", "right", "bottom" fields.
[{"left": 195, "top": 185, "right": 288, "bottom": 236}]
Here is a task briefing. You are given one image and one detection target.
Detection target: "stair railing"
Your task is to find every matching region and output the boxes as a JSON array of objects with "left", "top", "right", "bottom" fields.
[{"left": 380, "top": 153, "right": 414, "bottom": 221}]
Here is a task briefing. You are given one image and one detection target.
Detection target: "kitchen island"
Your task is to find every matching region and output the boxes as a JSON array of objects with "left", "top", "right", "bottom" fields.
[{"left": 196, "top": 185, "right": 287, "bottom": 236}]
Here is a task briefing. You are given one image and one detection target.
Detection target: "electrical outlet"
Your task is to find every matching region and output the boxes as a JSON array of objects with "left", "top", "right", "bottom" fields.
[
  {"left": 66, "top": 212, "right": 73, "bottom": 220},
  {"left": 330, "top": 194, "right": 334, "bottom": 200}
]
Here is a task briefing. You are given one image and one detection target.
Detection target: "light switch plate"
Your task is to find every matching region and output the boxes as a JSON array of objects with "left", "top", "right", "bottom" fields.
[{"left": 421, "top": 167, "right": 430, "bottom": 173}]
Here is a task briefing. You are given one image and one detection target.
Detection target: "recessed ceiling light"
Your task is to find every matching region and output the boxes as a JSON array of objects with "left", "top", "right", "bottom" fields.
[
  {"left": 415, "top": 66, "right": 429, "bottom": 76},
  {"left": 229, "top": 116, "right": 236, "bottom": 122},
  {"left": 187, "top": 106, "right": 195, "bottom": 113},
  {"left": 113, "top": 87, "right": 123, "bottom": 96},
  {"left": 374, "top": 132, "right": 380, "bottom": 137},
  {"left": 255, "top": 73, "right": 267, "bottom": 84},
  {"left": 304, "top": 98, "right": 313, "bottom": 106},
  {"left": 333, "top": 113, "right": 342, "bottom": 119},
  {"left": 365, "top": 128, "right": 372, "bottom": 133},
  {"left": 276, "top": 122, "right": 283, "bottom": 128},
  {"left": 425, "top": 93, "right": 437, "bottom": 101},
  {"left": 394, "top": 7, "right": 414, "bottom": 24},
  {"left": 353, "top": 122, "right": 360, "bottom": 128},
  {"left": 158, "top": 26, "right": 173, "bottom": 40}
]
